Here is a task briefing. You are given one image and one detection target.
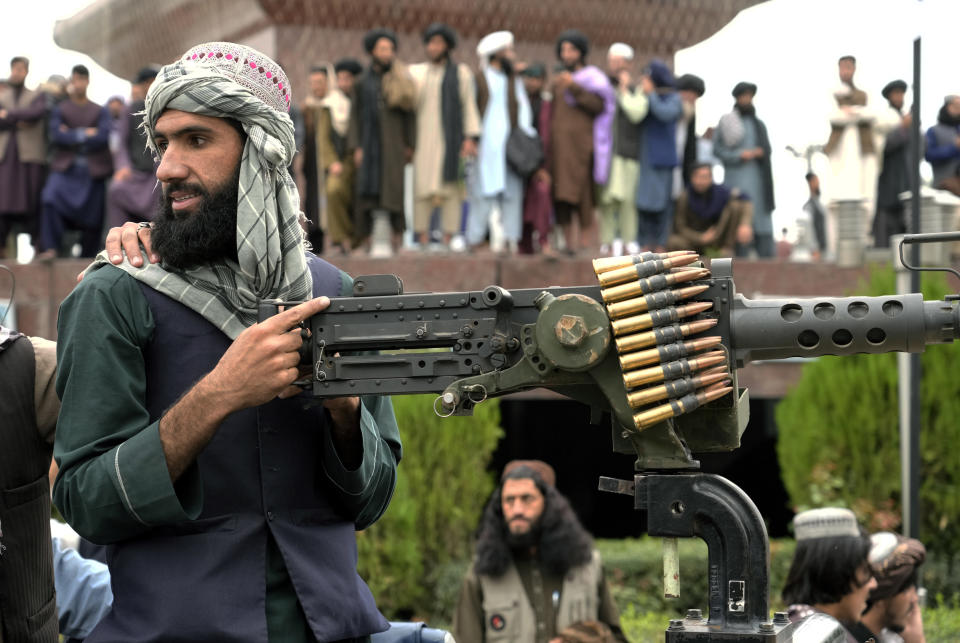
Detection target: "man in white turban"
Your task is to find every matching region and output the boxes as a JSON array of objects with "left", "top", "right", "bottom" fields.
[
  {"left": 469, "top": 31, "right": 536, "bottom": 254},
  {"left": 53, "top": 42, "right": 401, "bottom": 642}
]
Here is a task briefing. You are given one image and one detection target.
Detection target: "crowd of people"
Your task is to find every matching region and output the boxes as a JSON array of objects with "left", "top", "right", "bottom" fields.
[
  {"left": 0, "top": 59, "right": 161, "bottom": 260},
  {"left": 5, "top": 27, "right": 960, "bottom": 262}
]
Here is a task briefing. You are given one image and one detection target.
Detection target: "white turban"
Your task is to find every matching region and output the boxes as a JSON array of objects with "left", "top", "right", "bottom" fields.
[
  {"left": 608, "top": 43, "right": 634, "bottom": 61},
  {"left": 477, "top": 31, "right": 514, "bottom": 60}
]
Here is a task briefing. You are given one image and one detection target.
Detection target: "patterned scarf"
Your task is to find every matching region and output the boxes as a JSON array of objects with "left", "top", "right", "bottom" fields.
[{"left": 83, "top": 60, "right": 312, "bottom": 339}]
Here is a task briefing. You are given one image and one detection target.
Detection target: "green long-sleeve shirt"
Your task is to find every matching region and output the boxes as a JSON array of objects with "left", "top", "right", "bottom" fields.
[{"left": 52, "top": 266, "right": 401, "bottom": 641}]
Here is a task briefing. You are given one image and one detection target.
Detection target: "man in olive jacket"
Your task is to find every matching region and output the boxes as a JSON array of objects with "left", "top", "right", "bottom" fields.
[{"left": 454, "top": 461, "right": 627, "bottom": 643}]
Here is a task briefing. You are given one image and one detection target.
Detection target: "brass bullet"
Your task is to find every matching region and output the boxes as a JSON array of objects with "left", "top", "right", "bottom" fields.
[
  {"left": 611, "top": 301, "right": 713, "bottom": 336},
  {"left": 615, "top": 318, "right": 718, "bottom": 353},
  {"left": 618, "top": 336, "right": 722, "bottom": 371},
  {"left": 606, "top": 284, "right": 710, "bottom": 319},
  {"left": 600, "top": 268, "right": 710, "bottom": 303},
  {"left": 626, "top": 368, "right": 731, "bottom": 408},
  {"left": 622, "top": 350, "right": 727, "bottom": 389},
  {"left": 632, "top": 384, "right": 734, "bottom": 431},
  {"left": 597, "top": 254, "right": 700, "bottom": 288},
  {"left": 592, "top": 250, "right": 697, "bottom": 275}
]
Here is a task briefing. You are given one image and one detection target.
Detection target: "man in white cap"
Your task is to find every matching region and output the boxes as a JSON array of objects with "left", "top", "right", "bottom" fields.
[
  {"left": 468, "top": 31, "right": 535, "bottom": 254},
  {"left": 53, "top": 42, "right": 401, "bottom": 642},
  {"left": 598, "top": 42, "right": 647, "bottom": 257},
  {"left": 782, "top": 507, "right": 878, "bottom": 642}
]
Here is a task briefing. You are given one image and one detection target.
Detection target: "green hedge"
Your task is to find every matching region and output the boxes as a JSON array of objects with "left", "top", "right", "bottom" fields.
[
  {"left": 356, "top": 394, "right": 503, "bottom": 620},
  {"left": 775, "top": 267, "right": 960, "bottom": 557},
  {"left": 595, "top": 537, "right": 796, "bottom": 614}
]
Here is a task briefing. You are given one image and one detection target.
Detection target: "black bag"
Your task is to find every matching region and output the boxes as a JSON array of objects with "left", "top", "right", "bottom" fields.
[{"left": 506, "top": 127, "right": 543, "bottom": 178}]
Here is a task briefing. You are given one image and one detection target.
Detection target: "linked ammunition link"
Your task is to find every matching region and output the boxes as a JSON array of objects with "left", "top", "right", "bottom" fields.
[{"left": 593, "top": 251, "right": 732, "bottom": 432}]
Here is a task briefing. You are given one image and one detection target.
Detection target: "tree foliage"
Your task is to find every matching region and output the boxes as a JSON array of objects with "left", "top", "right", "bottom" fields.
[
  {"left": 356, "top": 394, "right": 503, "bottom": 619},
  {"left": 776, "top": 266, "right": 960, "bottom": 554}
]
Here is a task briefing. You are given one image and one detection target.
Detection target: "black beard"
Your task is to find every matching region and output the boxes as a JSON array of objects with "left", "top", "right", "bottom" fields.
[
  {"left": 735, "top": 103, "right": 756, "bottom": 117},
  {"left": 504, "top": 517, "right": 542, "bottom": 550},
  {"left": 151, "top": 166, "right": 240, "bottom": 270},
  {"left": 494, "top": 55, "right": 513, "bottom": 76}
]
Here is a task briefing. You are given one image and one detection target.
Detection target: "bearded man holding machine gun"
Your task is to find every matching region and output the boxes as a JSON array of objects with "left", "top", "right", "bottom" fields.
[{"left": 55, "top": 42, "right": 401, "bottom": 642}]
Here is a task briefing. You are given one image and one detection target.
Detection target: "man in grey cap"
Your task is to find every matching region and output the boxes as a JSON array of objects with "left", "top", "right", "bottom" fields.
[{"left": 782, "top": 508, "right": 878, "bottom": 642}]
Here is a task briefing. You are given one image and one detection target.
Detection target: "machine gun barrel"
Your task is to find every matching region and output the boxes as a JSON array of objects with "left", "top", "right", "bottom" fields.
[
  {"left": 729, "top": 292, "right": 960, "bottom": 366},
  {"left": 257, "top": 257, "right": 960, "bottom": 464}
]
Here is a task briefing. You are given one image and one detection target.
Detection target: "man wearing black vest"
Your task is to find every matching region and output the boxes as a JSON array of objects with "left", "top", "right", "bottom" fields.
[
  {"left": 453, "top": 460, "right": 627, "bottom": 643},
  {"left": 53, "top": 42, "right": 401, "bottom": 642},
  {"left": 0, "top": 326, "right": 60, "bottom": 642}
]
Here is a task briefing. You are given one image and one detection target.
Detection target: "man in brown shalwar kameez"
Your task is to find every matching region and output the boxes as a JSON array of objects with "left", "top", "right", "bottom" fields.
[{"left": 549, "top": 30, "right": 606, "bottom": 255}]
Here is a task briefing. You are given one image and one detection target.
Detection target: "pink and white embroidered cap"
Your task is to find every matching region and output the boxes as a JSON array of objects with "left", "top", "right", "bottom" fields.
[{"left": 179, "top": 42, "right": 291, "bottom": 113}]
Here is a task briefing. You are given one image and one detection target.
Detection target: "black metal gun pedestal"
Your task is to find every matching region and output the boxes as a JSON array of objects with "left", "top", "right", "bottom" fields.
[{"left": 600, "top": 473, "right": 806, "bottom": 641}]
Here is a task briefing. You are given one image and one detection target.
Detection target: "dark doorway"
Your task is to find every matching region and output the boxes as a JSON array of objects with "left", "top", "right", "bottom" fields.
[{"left": 492, "top": 397, "right": 793, "bottom": 538}]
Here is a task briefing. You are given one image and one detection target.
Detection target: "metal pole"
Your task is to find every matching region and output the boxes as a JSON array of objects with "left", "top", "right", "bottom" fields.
[
  {"left": 906, "top": 35, "right": 922, "bottom": 539},
  {"left": 892, "top": 235, "right": 911, "bottom": 536}
]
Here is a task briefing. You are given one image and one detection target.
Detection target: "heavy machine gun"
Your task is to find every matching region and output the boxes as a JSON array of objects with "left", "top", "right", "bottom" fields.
[{"left": 260, "top": 233, "right": 960, "bottom": 641}]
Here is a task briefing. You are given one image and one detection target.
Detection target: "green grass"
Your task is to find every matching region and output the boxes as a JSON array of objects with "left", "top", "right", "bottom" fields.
[{"left": 621, "top": 606, "right": 960, "bottom": 641}]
